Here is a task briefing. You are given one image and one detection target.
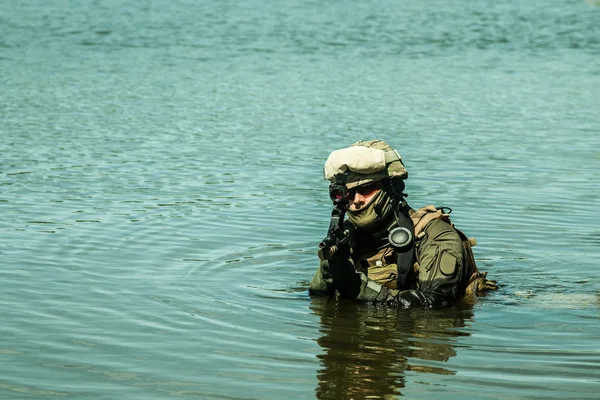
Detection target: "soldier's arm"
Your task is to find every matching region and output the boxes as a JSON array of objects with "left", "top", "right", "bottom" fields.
[{"left": 407, "top": 218, "right": 465, "bottom": 307}]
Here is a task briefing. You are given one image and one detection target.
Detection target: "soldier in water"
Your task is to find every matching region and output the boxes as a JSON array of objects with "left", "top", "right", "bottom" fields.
[{"left": 309, "top": 139, "right": 497, "bottom": 307}]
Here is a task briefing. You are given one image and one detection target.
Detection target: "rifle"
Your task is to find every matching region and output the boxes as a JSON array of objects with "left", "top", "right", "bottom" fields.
[{"left": 318, "top": 174, "right": 354, "bottom": 260}]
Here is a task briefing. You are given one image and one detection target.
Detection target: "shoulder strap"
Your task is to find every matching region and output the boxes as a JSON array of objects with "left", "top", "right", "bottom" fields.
[{"left": 393, "top": 203, "right": 415, "bottom": 291}]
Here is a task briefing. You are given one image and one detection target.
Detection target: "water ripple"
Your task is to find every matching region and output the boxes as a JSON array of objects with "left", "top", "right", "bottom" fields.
[{"left": 1, "top": 0, "right": 600, "bottom": 398}]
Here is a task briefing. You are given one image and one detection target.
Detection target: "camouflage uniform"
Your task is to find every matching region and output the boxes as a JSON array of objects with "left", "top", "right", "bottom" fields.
[{"left": 309, "top": 140, "right": 497, "bottom": 308}]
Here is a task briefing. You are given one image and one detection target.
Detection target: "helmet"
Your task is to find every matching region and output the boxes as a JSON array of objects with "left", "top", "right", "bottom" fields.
[{"left": 323, "top": 139, "right": 408, "bottom": 189}]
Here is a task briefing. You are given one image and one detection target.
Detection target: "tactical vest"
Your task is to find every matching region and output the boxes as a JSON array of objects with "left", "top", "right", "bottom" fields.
[{"left": 358, "top": 205, "right": 479, "bottom": 293}]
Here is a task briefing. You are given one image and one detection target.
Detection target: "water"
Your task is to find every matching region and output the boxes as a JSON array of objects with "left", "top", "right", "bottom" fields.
[{"left": 1, "top": 0, "right": 599, "bottom": 398}]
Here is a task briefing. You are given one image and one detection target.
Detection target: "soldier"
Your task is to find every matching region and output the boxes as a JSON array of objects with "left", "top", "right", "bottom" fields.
[{"left": 309, "top": 140, "right": 497, "bottom": 307}]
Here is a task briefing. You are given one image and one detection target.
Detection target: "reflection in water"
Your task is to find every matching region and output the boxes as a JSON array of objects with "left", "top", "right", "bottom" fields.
[{"left": 310, "top": 297, "right": 474, "bottom": 399}]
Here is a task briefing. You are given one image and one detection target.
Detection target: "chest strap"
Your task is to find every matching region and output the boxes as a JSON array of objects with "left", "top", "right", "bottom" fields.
[{"left": 392, "top": 206, "right": 415, "bottom": 291}]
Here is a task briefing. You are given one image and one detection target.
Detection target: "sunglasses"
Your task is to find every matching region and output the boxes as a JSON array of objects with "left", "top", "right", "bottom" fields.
[{"left": 347, "top": 181, "right": 382, "bottom": 199}]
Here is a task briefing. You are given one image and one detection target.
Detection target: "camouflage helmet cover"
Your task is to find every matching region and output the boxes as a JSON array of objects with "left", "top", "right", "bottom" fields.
[{"left": 323, "top": 139, "right": 408, "bottom": 189}]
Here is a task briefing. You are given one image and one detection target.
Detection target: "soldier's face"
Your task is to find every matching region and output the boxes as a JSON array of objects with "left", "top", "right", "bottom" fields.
[{"left": 348, "top": 181, "right": 382, "bottom": 212}]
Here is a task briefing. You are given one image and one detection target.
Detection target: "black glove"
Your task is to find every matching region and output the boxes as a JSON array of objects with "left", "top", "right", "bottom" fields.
[
  {"left": 327, "top": 243, "right": 364, "bottom": 299},
  {"left": 318, "top": 259, "right": 333, "bottom": 286}
]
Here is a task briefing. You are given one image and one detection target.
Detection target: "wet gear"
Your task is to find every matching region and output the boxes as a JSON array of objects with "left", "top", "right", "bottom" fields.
[{"left": 309, "top": 204, "right": 497, "bottom": 307}]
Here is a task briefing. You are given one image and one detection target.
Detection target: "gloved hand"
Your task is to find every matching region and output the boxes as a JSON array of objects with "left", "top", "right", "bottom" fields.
[
  {"left": 317, "top": 244, "right": 401, "bottom": 304},
  {"left": 325, "top": 243, "right": 365, "bottom": 299},
  {"left": 318, "top": 259, "right": 333, "bottom": 286},
  {"left": 311, "top": 243, "right": 352, "bottom": 295},
  {"left": 312, "top": 243, "right": 351, "bottom": 293},
  {"left": 316, "top": 242, "right": 350, "bottom": 285},
  {"left": 327, "top": 242, "right": 351, "bottom": 279},
  {"left": 465, "top": 272, "right": 498, "bottom": 295}
]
